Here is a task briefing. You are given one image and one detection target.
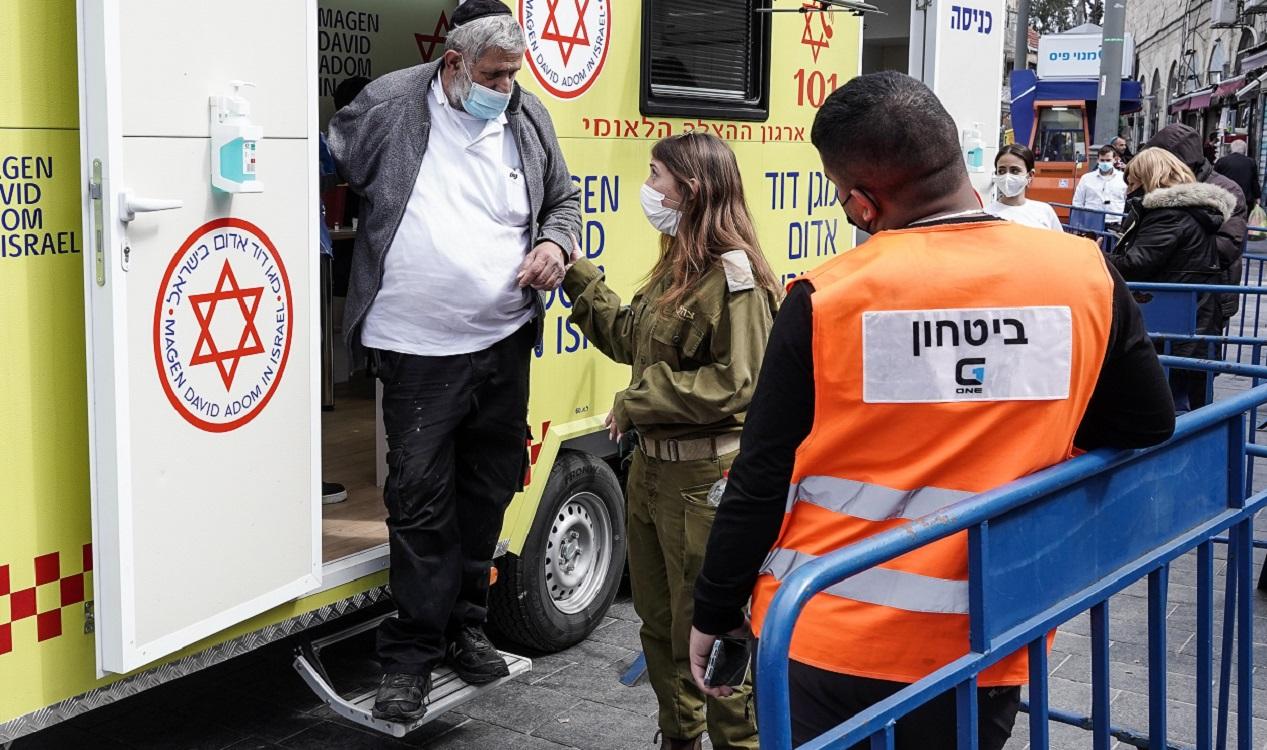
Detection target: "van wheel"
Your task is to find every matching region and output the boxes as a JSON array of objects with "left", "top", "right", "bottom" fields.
[{"left": 491, "top": 451, "right": 626, "bottom": 652}]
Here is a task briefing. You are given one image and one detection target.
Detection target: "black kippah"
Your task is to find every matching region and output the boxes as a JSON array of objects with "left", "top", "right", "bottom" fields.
[{"left": 451, "top": 0, "right": 513, "bottom": 27}]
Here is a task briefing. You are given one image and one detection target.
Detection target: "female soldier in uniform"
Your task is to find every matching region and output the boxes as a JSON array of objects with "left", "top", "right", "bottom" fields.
[{"left": 563, "top": 132, "right": 781, "bottom": 750}]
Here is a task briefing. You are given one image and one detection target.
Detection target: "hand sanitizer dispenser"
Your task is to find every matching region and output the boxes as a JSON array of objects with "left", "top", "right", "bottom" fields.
[
  {"left": 210, "top": 81, "right": 263, "bottom": 193},
  {"left": 962, "top": 122, "right": 986, "bottom": 174}
]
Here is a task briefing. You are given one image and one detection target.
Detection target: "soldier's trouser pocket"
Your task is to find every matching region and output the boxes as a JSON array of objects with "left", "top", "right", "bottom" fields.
[{"left": 679, "top": 450, "right": 736, "bottom": 572}]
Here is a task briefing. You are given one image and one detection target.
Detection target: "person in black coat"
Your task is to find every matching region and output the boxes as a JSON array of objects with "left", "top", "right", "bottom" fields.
[
  {"left": 1110, "top": 147, "right": 1237, "bottom": 411},
  {"left": 1111, "top": 135, "right": 1134, "bottom": 165},
  {"left": 1214, "top": 139, "right": 1261, "bottom": 211},
  {"left": 1147, "top": 124, "right": 1247, "bottom": 320}
]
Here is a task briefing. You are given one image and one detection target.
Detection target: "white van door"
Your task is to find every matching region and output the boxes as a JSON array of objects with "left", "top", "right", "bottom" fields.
[{"left": 77, "top": 0, "right": 320, "bottom": 674}]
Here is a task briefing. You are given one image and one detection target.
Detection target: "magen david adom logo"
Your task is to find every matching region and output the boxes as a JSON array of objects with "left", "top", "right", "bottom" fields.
[
  {"left": 153, "top": 218, "right": 293, "bottom": 433},
  {"left": 520, "top": 0, "right": 610, "bottom": 99}
]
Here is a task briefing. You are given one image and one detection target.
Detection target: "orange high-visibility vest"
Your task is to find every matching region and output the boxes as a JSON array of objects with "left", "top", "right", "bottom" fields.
[{"left": 750, "top": 220, "right": 1115, "bottom": 686}]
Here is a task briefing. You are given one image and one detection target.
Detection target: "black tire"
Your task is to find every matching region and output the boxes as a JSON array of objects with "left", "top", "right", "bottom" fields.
[{"left": 490, "top": 451, "right": 627, "bottom": 652}]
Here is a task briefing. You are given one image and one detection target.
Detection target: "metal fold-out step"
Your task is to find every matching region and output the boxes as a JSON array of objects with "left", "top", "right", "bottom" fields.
[{"left": 292, "top": 612, "right": 531, "bottom": 738}]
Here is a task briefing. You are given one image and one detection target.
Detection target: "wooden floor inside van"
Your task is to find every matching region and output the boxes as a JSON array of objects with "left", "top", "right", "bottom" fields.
[{"left": 322, "top": 378, "right": 388, "bottom": 563}]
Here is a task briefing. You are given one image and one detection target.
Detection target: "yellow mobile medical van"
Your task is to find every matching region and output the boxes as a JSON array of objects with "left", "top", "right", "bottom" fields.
[{"left": 1, "top": 0, "right": 858, "bottom": 740}]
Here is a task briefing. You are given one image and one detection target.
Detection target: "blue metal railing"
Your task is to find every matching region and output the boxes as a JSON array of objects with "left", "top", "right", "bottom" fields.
[
  {"left": 1234, "top": 245, "right": 1267, "bottom": 363},
  {"left": 1051, "top": 202, "right": 1127, "bottom": 253},
  {"left": 756, "top": 378, "right": 1267, "bottom": 750},
  {"left": 1126, "top": 282, "right": 1267, "bottom": 525},
  {"left": 1049, "top": 201, "right": 1127, "bottom": 228}
]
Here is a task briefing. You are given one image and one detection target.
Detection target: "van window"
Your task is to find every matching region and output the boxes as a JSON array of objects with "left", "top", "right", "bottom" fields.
[
  {"left": 641, "top": 0, "right": 771, "bottom": 121},
  {"left": 1033, "top": 107, "right": 1087, "bottom": 163}
]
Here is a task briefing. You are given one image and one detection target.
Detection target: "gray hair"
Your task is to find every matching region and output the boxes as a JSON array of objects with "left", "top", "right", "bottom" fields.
[
  {"left": 1231, "top": 139, "right": 1249, "bottom": 155},
  {"left": 447, "top": 14, "right": 527, "bottom": 61}
]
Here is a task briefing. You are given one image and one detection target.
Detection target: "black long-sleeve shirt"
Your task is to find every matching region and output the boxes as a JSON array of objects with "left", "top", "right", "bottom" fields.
[{"left": 692, "top": 255, "right": 1176, "bottom": 636}]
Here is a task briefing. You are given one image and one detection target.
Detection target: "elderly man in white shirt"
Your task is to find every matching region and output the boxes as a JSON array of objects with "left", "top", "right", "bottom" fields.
[
  {"left": 328, "top": 0, "right": 581, "bottom": 724},
  {"left": 1073, "top": 144, "right": 1128, "bottom": 228}
]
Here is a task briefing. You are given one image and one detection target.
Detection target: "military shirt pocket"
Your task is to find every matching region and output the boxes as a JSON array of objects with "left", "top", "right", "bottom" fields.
[{"left": 649, "top": 314, "right": 710, "bottom": 367}]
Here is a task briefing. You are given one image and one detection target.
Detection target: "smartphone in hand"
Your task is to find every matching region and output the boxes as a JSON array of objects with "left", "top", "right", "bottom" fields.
[{"left": 703, "top": 635, "right": 751, "bottom": 688}]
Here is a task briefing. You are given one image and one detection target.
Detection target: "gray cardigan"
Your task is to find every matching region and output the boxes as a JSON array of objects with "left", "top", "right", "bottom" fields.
[{"left": 327, "top": 60, "right": 582, "bottom": 356}]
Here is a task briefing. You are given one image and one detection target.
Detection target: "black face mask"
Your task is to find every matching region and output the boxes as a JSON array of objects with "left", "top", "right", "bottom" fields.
[
  {"left": 1127, "top": 186, "right": 1145, "bottom": 200},
  {"left": 842, "top": 192, "right": 875, "bottom": 234}
]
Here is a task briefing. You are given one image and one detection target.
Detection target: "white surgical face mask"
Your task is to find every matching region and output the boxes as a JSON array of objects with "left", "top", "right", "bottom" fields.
[
  {"left": 993, "top": 173, "right": 1029, "bottom": 199},
  {"left": 640, "top": 183, "right": 682, "bottom": 236}
]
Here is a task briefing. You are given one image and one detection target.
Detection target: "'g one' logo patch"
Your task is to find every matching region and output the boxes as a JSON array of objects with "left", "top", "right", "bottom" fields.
[
  {"left": 862, "top": 306, "right": 1072, "bottom": 404},
  {"left": 153, "top": 218, "right": 293, "bottom": 432},
  {"left": 520, "top": 0, "right": 610, "bottom": 100}
]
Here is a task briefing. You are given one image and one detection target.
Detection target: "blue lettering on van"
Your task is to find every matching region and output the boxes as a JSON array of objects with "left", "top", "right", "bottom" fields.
[
  {"left": 556, "top": 316, "right": 591, "bottom": 354},
  {"left": 805, "top": 172, "right": 840, "bottom": 217},
  {"left": 581, "top": 220, "right": 605, "bottom": 260},
  {"left": 0, "top": 154, "right": 81, "bottom": 260},
  {"left": 571, "top": 174, "right": 620, "bottom": 214},
  {"left": 765, "top": 171, "right": 800, "bottom": 211},
  {"left": 571, "top": 174, "right": 619, "bottom": 260},
  {"left": 788, "top": 219, "right": 839, "bottom": 260}
]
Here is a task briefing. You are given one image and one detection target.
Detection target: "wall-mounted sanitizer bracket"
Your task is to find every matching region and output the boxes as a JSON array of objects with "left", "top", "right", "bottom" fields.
[
  {"left": 962, "top": 121, "right": 985, "bottom": 174},
  {"left": 210, "top": 80, "right": 264, "bottom": 193}
]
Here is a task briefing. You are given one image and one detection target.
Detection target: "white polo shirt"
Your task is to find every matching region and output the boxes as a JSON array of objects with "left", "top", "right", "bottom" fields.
[
  {"left": 1073, "top": 168, "right": 1128, "bottom": 221},
  {"left": 360, "top": 76, "right": 533, "bottom": 356}
]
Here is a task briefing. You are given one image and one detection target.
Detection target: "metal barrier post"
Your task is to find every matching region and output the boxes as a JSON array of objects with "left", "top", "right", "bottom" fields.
[
  {"left": 1235, "top": 521, "right": 1254, "bottom": 747},
  {"left": 1090, "top": 602, "right": 1111, "bottom": 750},
  {"left": 954, "top": 678, "right": 978, "bottom": 750},
  {"left": 1197, "top": 542, "right": 1214, "bottom": 749},
  {"left": 1027, "top": 641, "right": 1050, "bottom": 749},
  {"left": 1216, "top": 531, "right": 1237, "bottom": 750},
  {"left": 1147, "top": 567, "right": 1168, "bottom": 747}
]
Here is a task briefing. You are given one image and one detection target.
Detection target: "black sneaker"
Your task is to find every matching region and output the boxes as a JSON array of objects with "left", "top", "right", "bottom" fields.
[
  {"left": 445, "top": 625, "right": 510, "bottom": 685},
  {"left": 372, "top": 672, "right": 429, "bottom": 722},
  {"left": 322, "top": 481, "right": 347, "bottom": 505}
]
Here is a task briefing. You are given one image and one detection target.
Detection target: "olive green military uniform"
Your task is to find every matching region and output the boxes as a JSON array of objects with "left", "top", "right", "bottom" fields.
[{"left": 562, "top": 254, "right": 777, "bottom": 749}]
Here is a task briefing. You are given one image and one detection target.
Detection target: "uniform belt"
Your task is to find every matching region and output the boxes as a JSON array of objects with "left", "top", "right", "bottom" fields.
[{"left": 637, "top": 433, "right": 740, "bottom": 462}]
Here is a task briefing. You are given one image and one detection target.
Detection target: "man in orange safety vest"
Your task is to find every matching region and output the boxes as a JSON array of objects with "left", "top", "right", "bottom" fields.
[{"left": 688, "top": 71, "right": 1177, "bottom": 748}]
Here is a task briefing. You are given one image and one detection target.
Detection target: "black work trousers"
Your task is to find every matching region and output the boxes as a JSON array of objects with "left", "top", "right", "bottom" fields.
[
  {"left": 781, "top": 659, "right": 1021, "bottom": 749},
  {"left": 371, "top": 323, "right": 532, "bottom": 676},
  {"left": 1169, "top": 369, "right": 1211, "bottom": 412}
]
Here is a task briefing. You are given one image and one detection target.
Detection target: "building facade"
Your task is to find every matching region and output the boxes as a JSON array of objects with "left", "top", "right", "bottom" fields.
[{"left": 1128, "top": 0, "right": 1267, "bottom": 170}]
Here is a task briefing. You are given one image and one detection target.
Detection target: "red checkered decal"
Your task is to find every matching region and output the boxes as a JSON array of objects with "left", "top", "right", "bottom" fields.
[
  {"left": 0, "top": 543, "right": 92, "bottom": 654},
  {"left": 524, "top": 421, "right": 552, "bottom": 487}
]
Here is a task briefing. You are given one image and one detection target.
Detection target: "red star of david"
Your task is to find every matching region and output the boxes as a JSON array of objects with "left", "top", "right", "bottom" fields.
[
  {"left": 541, "top": 0, "right": 591, "bottom": 66},
  {"left": 415, "top": 12, "right": 451, "bottom": 62},
  {"left": 188, "top": 261, "right": 265, "bottom": 391},
  {"left": 801, "top": 3, "right": 834, "bottom": 63}
]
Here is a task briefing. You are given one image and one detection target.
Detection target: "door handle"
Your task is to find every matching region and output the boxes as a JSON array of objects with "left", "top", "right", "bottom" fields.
[{"left": 119, "top": 189, "right": 183, "bottom": 223}]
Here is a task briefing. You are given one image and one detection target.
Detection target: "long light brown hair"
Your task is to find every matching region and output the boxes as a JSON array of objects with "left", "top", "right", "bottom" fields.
[
  {"left": 646, "top": 132, "right": 780, "bottom": 312},
  {"left": 1127, "top": 147, "right": 1196, "bottom": 193}
]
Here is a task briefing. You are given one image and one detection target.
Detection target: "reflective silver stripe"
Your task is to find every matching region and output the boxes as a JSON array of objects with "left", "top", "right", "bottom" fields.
[
  {"left": 788, "top": 476, "right": 972, "bottom": 521},
  {"left": 759, "top": 547, "right": 969, "bottom": 615}
]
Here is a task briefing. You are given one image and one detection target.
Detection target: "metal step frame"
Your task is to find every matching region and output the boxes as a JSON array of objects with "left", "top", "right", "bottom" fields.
[{"left": 292, "top": 612, "right": 531, "bottom": 738}]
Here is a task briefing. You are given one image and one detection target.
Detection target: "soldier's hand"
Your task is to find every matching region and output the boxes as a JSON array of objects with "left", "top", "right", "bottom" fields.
[
  {"left": 518, "top": 241, "right": 567, "bottom": 290},
  {"left": 570, "top": 237, "right": 584, "bottom": 266},
  {"left": 604, "top": 412, "right": 622, "bottom": 443}
]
